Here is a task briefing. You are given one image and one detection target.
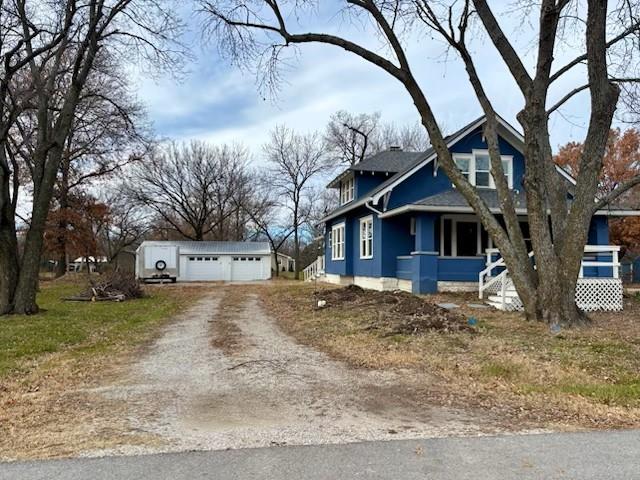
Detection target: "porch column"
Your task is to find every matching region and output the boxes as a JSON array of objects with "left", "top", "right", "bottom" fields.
[{"left": 412, "top": 213, "right": 438, "bottom": 294}]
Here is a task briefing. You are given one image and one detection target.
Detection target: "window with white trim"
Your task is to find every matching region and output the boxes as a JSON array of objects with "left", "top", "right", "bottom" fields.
[
  {"left": 440, "top": 215, "right": 493, "bottom": 257},
  {"left": 331, "top": 223, "right": 345, "bottom": 260},
  {"left": 340, "top": 177, "right": 354, "bottom": 204},
  {"left": 453, "top": 150, "right": 513, "bottom": 189},
  {"left": 359, "top": 216, "right": 373, "bottom": 259}
]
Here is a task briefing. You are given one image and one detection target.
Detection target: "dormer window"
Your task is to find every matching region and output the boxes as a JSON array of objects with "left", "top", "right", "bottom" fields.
[
  {"left": 453, "top": 150, "right": 513, "bottom": 189},
  {"left": 340, "top": 177, "right": 354, "bottom": 204}
]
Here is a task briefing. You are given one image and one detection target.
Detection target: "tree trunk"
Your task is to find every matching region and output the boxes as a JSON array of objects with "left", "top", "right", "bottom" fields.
[
  {"left": 54, "top": 159, "right": 71, "bottom": 278},
  {"left": 0, "top": 222, "right": 19, "bottom": 315},
  {"left": 0, "top": 147, "right": 20, "bottom": 314},
  {"left": 12, "top": 146, "right": 62, "bottom": 314}
]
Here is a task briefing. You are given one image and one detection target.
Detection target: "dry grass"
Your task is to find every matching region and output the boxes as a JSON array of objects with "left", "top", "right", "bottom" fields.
[
  {"left": 0, "top": 281, "right": 207, "bottom": 460},
  {"left": 210, "top": 289, "right": 247, "bottom": 355},
  {"left": 258, "top": 282, "right": 640, "bottom": 431}
]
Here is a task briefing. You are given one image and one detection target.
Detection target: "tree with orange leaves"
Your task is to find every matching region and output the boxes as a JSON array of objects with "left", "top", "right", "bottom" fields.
[{"left": 555, "top": 128, "right": 640, "bottom": 253}]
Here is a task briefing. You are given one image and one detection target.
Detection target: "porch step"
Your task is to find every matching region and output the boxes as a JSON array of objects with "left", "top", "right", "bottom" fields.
[{"left": 487, "top": 291, "right": 521, "bottom": 310}]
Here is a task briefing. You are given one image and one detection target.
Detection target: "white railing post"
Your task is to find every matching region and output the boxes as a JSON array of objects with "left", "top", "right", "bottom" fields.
[{"left": 613, "top": 249, "right": 619, "bottom": 279}]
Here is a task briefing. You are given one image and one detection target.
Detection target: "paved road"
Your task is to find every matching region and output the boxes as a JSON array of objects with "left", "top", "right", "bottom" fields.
[{"left": 2, "top": 430, "right": 638, "bottom": 480}]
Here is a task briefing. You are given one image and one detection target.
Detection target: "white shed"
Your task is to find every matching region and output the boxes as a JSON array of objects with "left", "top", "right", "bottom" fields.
[{"left": 136, "top": 241, "right": 272, "bottom": 282}]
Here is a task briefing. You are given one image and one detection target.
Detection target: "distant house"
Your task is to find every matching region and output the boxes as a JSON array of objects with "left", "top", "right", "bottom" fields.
[
  {"left": 68, "top": 256, "right": 108, "bottom": 273},
  {"left": 304, "top": 115, "right": 639, "bottom": 311},
  {"left": 272, "top": 252, "right": 295, "bottom": 273}
]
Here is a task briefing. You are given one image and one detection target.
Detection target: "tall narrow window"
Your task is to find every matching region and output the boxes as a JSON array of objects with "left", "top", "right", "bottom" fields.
[
  {"left": 475, "top": 154, "right": 491, "bottom": 187},
  {"left": 360, "top": 216, "right": 373, "bottom": 259},
  {"left": 340, "top": 177, "right": 354, "bottom": 204},
  {"left": 331, "top": 223, "right": 345, "bottom": 260},
  {"left": 455, "top": 156, "right": 471, "bottom": 181}
]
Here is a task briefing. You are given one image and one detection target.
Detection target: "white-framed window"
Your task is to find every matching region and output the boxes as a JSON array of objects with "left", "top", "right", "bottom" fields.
[
  {"left": 452, "top": 150, "right": 513, "bottom": 189},
  {"left": 440, "top": 215, "right": 493, "bottom": 257},
  {"left": 331, "top": 223, "right": 345, "bottom": 260},
  {"left": 359, "top": 215, "right": 373, "bottom": 259},
  {"left": 340, "top": 177, "right": 354, "bottom": 204}
]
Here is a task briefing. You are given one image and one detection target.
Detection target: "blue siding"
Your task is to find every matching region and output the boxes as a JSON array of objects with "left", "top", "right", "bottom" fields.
[
  {"left": 355, "top": 172, "right": 388, "bottom": 200},
  {"left": 322, "top": 124, "right": 613, "bottom": 292},
  {"left": 385, "top": 127, "right": 526, "bottom": 210},
  {"left": 438, "top": 257, "right": 486, "bottom": 281},
  {"left": 380, "top": 216, "right": 414, "bottom": 276},
  {"left": 396, "top": 257, "right": 413, "bottom": 280}
]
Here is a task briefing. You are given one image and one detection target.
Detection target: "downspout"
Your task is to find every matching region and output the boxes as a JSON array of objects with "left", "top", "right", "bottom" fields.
[{"left": 365, "top": 198, "right": 382, "bottom": 216}]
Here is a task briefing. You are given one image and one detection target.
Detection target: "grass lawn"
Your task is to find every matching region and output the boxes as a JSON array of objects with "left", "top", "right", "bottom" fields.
[
  {"left": 0, "top": 279, "right": 200, "bottom": 380},
  {"left": 259, "top": 282, "right": 640, "bottom": 430}
]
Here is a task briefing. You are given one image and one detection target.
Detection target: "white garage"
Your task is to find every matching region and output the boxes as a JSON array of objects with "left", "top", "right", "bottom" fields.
[{"left": 136, "top": 241, "right": 272, "bottom": 282}]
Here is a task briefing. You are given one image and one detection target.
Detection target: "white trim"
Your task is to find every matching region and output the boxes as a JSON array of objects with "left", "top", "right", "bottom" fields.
[
  {"left": 379, "top": 204, "right": 640, "bottom": 219},
  {"left": 340, "top": 176, "right": 354, "bottom": 205},
  {"left": 371, "top": 114, "right": 522, "bottom": 205},
  {"left": 439, "top": 214, "right": 492, "bottom": 257},
  {"left": 452, "top": 150, "right": 513, "bottom": 189},
  {"left": 555, "top": 165, "right": 577, "bottom": 185},
  {"left": 359, "top": 215, "right": 374, "bottom": 259},
  {"left": 331, "top": 223, "right": 345, "bottom": 261},
  {"left": 319, "top": 115, "right": 583, "bottom": 224}
]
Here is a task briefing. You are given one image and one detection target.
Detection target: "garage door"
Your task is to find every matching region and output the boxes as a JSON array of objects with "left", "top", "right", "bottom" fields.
[
  {"left": 231, "top": 256, "right": 265, "bottom": 281},
  {"left": 185, "top": 256, "right": 224, "bottom": 281}
]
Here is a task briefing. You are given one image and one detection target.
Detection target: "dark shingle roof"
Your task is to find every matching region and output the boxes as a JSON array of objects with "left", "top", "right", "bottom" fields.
[
  {"left": 414, "top": 189, "right": 528, "bottom": 210},
  {"left": 351, "top": 150, "right": 425, "bottom": 173}
]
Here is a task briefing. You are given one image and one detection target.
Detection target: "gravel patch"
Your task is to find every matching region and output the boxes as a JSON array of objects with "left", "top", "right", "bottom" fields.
[{"left": 86, "top": 287, "right": 510, "bottom": 457}]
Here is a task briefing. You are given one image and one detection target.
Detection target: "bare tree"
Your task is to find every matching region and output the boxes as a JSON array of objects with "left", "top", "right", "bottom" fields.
[
  {"left": 0, "top": 0, "right": 184, "bottom": 315},
  {"left": 99, "top": 190, "right": 149, "bottom": 267},
  {"left": 263, "top": 125, "right": 332, "bottom": 279},
  {"left": 126, "top": 141, "right": 251, "bottom": 241},
  {"left": 325, "top": 110, "right": 430, "bottom": 167},
  {"left": 369, "top": 121, "right": 430, "bottom": 153},
  {"left": 242, "top": 183, "right": 294, "bottom": 276},
  {"left": 13, "top": 57, "right": 150, "bottom": 277},
  {"left": 202, "top": 0, "right": 640, "bottom": 325},
  {"left": 325, "top": 110, "right": 380, "bottom": 165}
]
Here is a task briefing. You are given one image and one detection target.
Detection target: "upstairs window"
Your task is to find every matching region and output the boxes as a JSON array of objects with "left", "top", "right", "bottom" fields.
[
  {"left": 359, "top": 216, "right": 373, "bottom": 259},
  {"left": 453, "top": 150, "right": 513, "bottom": 189},
  {"left": 331, "top": 223, "right": 345, "bottom": 260},
  {"left": 340, "top": 177, "right": 354, "bottom": 204}
]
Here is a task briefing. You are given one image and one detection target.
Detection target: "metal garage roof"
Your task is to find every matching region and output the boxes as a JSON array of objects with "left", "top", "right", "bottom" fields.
[{"left": 139, "top": 241, "right": 272, "bottom": 255}]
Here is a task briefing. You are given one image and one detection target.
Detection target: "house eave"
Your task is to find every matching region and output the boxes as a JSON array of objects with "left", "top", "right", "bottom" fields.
[{"left": 378, "top": 204, "right": 640, "bottom": 219}]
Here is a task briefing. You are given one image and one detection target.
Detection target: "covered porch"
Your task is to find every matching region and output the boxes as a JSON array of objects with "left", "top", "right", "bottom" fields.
[{"left": 392, "top": 212, "right": 622, "bottom": 310}]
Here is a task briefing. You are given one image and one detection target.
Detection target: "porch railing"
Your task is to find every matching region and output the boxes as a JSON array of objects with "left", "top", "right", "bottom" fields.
[
  {"left": 479, "top": 245, "right": 622, "bottom": 310},
  {"left": 303, "top": 255, "right": 325, "bottom": 281}
]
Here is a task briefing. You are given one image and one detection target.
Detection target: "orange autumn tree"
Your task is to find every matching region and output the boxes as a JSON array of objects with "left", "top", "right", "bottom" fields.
[
  {"left": 44, "top": 195, "right": 110, "bottom": 269},
  {"left": 555, "top": 128, "right": 640, "bottom": 253}
]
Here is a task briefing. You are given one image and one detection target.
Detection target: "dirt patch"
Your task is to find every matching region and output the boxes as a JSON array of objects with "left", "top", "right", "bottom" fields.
[
  {"left": 315, "top": 285, "right": 474, "bottom": 334},
  {"left": 260, "top": 282, "right": 640, "bottom": 431},
  {"left": 210, "top": 290, "right": 248, "bottom": 355}
]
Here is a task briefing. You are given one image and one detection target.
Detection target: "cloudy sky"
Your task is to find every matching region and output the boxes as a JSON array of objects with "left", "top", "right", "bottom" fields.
[{"left": 131, "top": 2, "right": 599, "bottom": 160}]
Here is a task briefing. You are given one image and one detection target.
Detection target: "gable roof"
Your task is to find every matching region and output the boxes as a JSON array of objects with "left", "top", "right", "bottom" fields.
[
  {"left": 327, "top": 150, "right": 424, "bottom": 188},
  {"left": 320, "top": 114, "right": 522, "bottom": 223},
  {"left": 138, "top": 240, "right": 271, "bottom": 255}
]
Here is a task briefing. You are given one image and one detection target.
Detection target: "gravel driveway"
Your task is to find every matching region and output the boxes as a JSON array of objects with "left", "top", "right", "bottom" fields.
[{"left": 89, "top": 286, "right": 506, "bottom": 456}]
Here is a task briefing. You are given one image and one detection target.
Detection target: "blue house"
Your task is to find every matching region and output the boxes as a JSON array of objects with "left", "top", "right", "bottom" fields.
[{"left": 314, "top": 115, "right": 635, "bottom": 300}]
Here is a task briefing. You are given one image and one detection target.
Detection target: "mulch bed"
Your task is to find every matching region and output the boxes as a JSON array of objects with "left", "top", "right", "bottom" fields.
[{"left": 314, "top": 285, "right": 474, "bottom": 335}]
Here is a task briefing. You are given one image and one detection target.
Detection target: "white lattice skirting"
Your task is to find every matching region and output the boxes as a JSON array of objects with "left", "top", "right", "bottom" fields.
[
  {"left": 485, "top": 277, "right": 623, "bottom": 312},
  {"left": 575, "top": 278, "right": 623, "bottom": 312}
]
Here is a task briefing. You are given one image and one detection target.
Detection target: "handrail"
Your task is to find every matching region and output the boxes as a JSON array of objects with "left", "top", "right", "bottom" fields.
[
  {"left": 303, "top": 255, "right": 325, "bottom": 281},
  {"left": 479, "top": 245, "right": 622, "bottom": 299}
]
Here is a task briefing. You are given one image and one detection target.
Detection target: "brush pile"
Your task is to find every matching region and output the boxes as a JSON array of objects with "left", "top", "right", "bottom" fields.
[
  {"left": 65, "top": 272, "right": 144, "bottom": 302},
  {"left": 314, "top": 285, "right": 474, "bottom": 334}
]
